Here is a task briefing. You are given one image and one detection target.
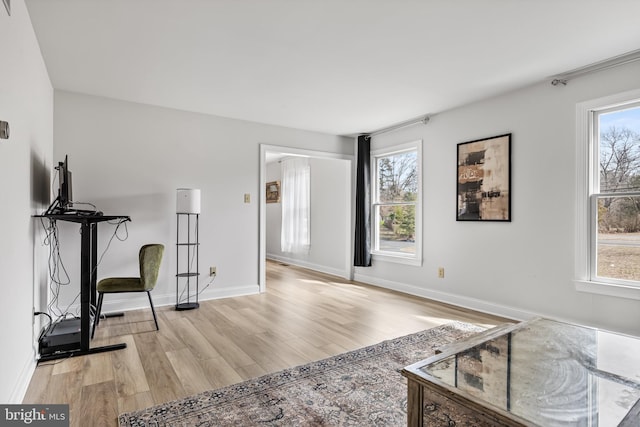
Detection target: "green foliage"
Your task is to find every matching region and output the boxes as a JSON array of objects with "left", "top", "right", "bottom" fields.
[
  {"left": 395, "top": 206, "right": 415, "bottom": 238},
  {"left": 379, "top": 205, "right": 415, "bottom": 240},
  {"left": 376, "top": 150, "right": 417, "bottom": 242}
]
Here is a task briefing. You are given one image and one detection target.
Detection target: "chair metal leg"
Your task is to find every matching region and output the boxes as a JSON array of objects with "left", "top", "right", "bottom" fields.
[
  {"left": 92, "top": 292, "right": 104, "bottom": 339},
  {"left": 147, "top": 291, "right": 159, "bottom": 331}
]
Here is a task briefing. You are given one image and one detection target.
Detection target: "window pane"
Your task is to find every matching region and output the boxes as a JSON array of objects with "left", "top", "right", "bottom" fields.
[
  {"left": 598, "top": 106, "right": 640, "bottom": 193},
  {"left": 376, "top": 151, "right": 418, "bottom": 203},
  {"left": 376, "top": 204, "right": 415, "bottom": 255},
  {"left": 596, "top": 195, "right": 640, "bottom": 281}
]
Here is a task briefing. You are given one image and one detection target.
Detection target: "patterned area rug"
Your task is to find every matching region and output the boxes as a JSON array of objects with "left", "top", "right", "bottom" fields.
[{"left": 119, "top": 322, "right": 484, "bottom": 426}]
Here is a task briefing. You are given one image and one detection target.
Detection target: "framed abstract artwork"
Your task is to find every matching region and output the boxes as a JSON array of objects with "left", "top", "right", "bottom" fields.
[{"left": 457, "top": 133, "right": 511, "bottom": 221}]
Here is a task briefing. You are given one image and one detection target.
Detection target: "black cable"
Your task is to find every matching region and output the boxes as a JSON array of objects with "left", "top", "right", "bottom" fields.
[
  {"left": 63, "top": 218, "right": 129, "bottom": 318},
  {"left": 37, "top": 353, "right": 75, "bottom": 366},
  {"left": 40, "top": 218, "right": 72, "bottom": 318},
  {"left": 69, "top": 201, "right": 98, "bottom": 212},
  {"left": 39, "top": 213, "right": 130, "bottom": 320},
  {"left": 34, "top": 311, "right": 52, "bottom": 340},
  {"left": 178, "top": 273, "right": 216, "bottom": 304},
  {"left": 92, "top": 218, "right": 129, "bottom": 279},
  {"left": 198, "top": 274, "right": 216, "bottom": 295},
  {"left": 41, "top": 218, "right": 71, "bottom": 287}
]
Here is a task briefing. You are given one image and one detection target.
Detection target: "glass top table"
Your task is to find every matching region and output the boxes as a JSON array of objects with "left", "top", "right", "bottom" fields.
[{"left": 402, "top": 318, "right": 640, "bottom": 426}]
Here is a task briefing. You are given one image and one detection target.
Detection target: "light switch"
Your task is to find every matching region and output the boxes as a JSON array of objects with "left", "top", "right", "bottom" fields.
[{"left": 244, "top": 193, "right": 250, "bottom": 203}]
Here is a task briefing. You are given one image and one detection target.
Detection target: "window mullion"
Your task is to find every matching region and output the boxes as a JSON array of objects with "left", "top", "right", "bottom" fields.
[{"left": 594, "top": 191, "right": 640, "bottom": 198}]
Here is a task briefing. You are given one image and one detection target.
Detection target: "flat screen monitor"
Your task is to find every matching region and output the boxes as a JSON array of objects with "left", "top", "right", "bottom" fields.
[
  {"left": 46, "top": 155, "right": 73, "bottom": 214},
  {"left": 57, "top": 155, "right": 72, "bottom": 210}
]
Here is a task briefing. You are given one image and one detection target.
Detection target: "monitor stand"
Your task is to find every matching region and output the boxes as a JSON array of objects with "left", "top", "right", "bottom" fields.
[{"left": 45, "top": 198, "right": 100, "bottom": 216}]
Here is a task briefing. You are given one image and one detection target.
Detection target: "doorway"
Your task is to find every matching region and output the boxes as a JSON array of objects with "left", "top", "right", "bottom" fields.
[{"left": 259, "top": 144, "right": 353, "bottom": 292}]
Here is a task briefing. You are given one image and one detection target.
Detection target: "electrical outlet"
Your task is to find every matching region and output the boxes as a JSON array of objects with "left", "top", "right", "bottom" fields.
[
  {"left": 438, "top": 267, "right": 445, "bottom": 278},
  {"left": 210, "top": 266, "right": 217, "bottom": 276}
]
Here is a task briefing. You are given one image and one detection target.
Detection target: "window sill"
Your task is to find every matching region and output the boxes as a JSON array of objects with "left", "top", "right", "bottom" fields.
[
  {"left": 575, "top": 280, "right": 640, "bottom": 300},
  {"left": 372, "top": 252, "right": 422, "bottom": 266}
]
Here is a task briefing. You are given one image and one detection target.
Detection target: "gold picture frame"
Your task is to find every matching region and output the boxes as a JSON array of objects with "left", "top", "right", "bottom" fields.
[{"left": 266, "top": 181, "right": 280, "bottom": 203}]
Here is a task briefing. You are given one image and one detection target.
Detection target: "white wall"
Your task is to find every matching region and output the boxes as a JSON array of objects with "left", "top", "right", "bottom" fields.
[
  {"left": 0, "top": 0, "right": 53, "bottom": 403},
  {"left": 53, "top": 91, "right": 353, "bottom": 314},
  {"left": 265, "top": 157, "right": 351, "bottom": 277},
  {"left": 355, "top": 60, "right": 640, "bottom": 337}
]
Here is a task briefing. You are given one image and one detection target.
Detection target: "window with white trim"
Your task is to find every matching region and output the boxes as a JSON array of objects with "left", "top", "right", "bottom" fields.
[
  {"left": 589, "top": 102, "right": 640, "bottom": 286},
  {"left": 371, "top": 140, "right": 422, "bottom": 265}
]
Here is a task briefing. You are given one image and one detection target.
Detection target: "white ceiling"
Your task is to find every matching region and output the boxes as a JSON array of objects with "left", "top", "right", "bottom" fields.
[{"left": 25, "top": 0, "right": 640, "bottom": 136}]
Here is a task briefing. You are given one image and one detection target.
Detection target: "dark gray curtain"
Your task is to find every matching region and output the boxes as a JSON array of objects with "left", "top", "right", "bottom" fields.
[{"left": 354, "top": 134, "right": 372, "bottom": 267}]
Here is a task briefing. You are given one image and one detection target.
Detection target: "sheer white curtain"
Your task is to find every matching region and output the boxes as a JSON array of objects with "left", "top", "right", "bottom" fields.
[{"left": 281, "top": 157, "right": 310, "bottom": 253}]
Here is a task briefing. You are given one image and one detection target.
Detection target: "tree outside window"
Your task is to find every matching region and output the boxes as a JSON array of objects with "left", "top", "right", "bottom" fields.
[{"left": 372, "top": 142, "right": 421, "bottom": 261}]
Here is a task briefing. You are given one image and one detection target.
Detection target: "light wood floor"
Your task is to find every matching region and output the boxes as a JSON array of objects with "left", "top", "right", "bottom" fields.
[{"left": 23, "top": 260, "right": 512, "bottom": 426}]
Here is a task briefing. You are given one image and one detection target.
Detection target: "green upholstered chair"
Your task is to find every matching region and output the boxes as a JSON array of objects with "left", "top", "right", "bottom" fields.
[{"left": 92, "top": 244, "right": 164, "bottom": 338}]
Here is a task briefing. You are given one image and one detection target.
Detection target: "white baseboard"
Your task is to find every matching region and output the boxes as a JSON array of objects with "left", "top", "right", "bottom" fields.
[
  {"left": 10, "top": 356, "right": 37, "bottom": 403},
  {"left": 198, "top": 284, "right": 260, "bottom": 301},
  {"left": 353, "top": 272, "right": 538, "bottom": 322},
  {"left": 79, "top": 284, "right": 260, "bottom": 315},
  {"left": 267, "top": 254, "right": 349, "bottom": 279},
  {"left": 267, "top": 257, "right": 536, "bottom": 322}
]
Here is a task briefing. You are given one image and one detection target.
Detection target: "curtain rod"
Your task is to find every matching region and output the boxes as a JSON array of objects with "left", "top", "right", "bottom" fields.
[
  {"left": 368, "top": 115, "right": 430, "bottom": 137},
  {"left": 551, "top": 48, "right": 640, "bottom": 86}
]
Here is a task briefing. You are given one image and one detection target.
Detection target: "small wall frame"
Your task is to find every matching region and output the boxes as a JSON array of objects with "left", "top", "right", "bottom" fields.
[
  {"left": 266, "top": 181, "right": 281, "bottom": 203},
  {"left": 457, "top": 133, "right": 511, "bottom": 221}
]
